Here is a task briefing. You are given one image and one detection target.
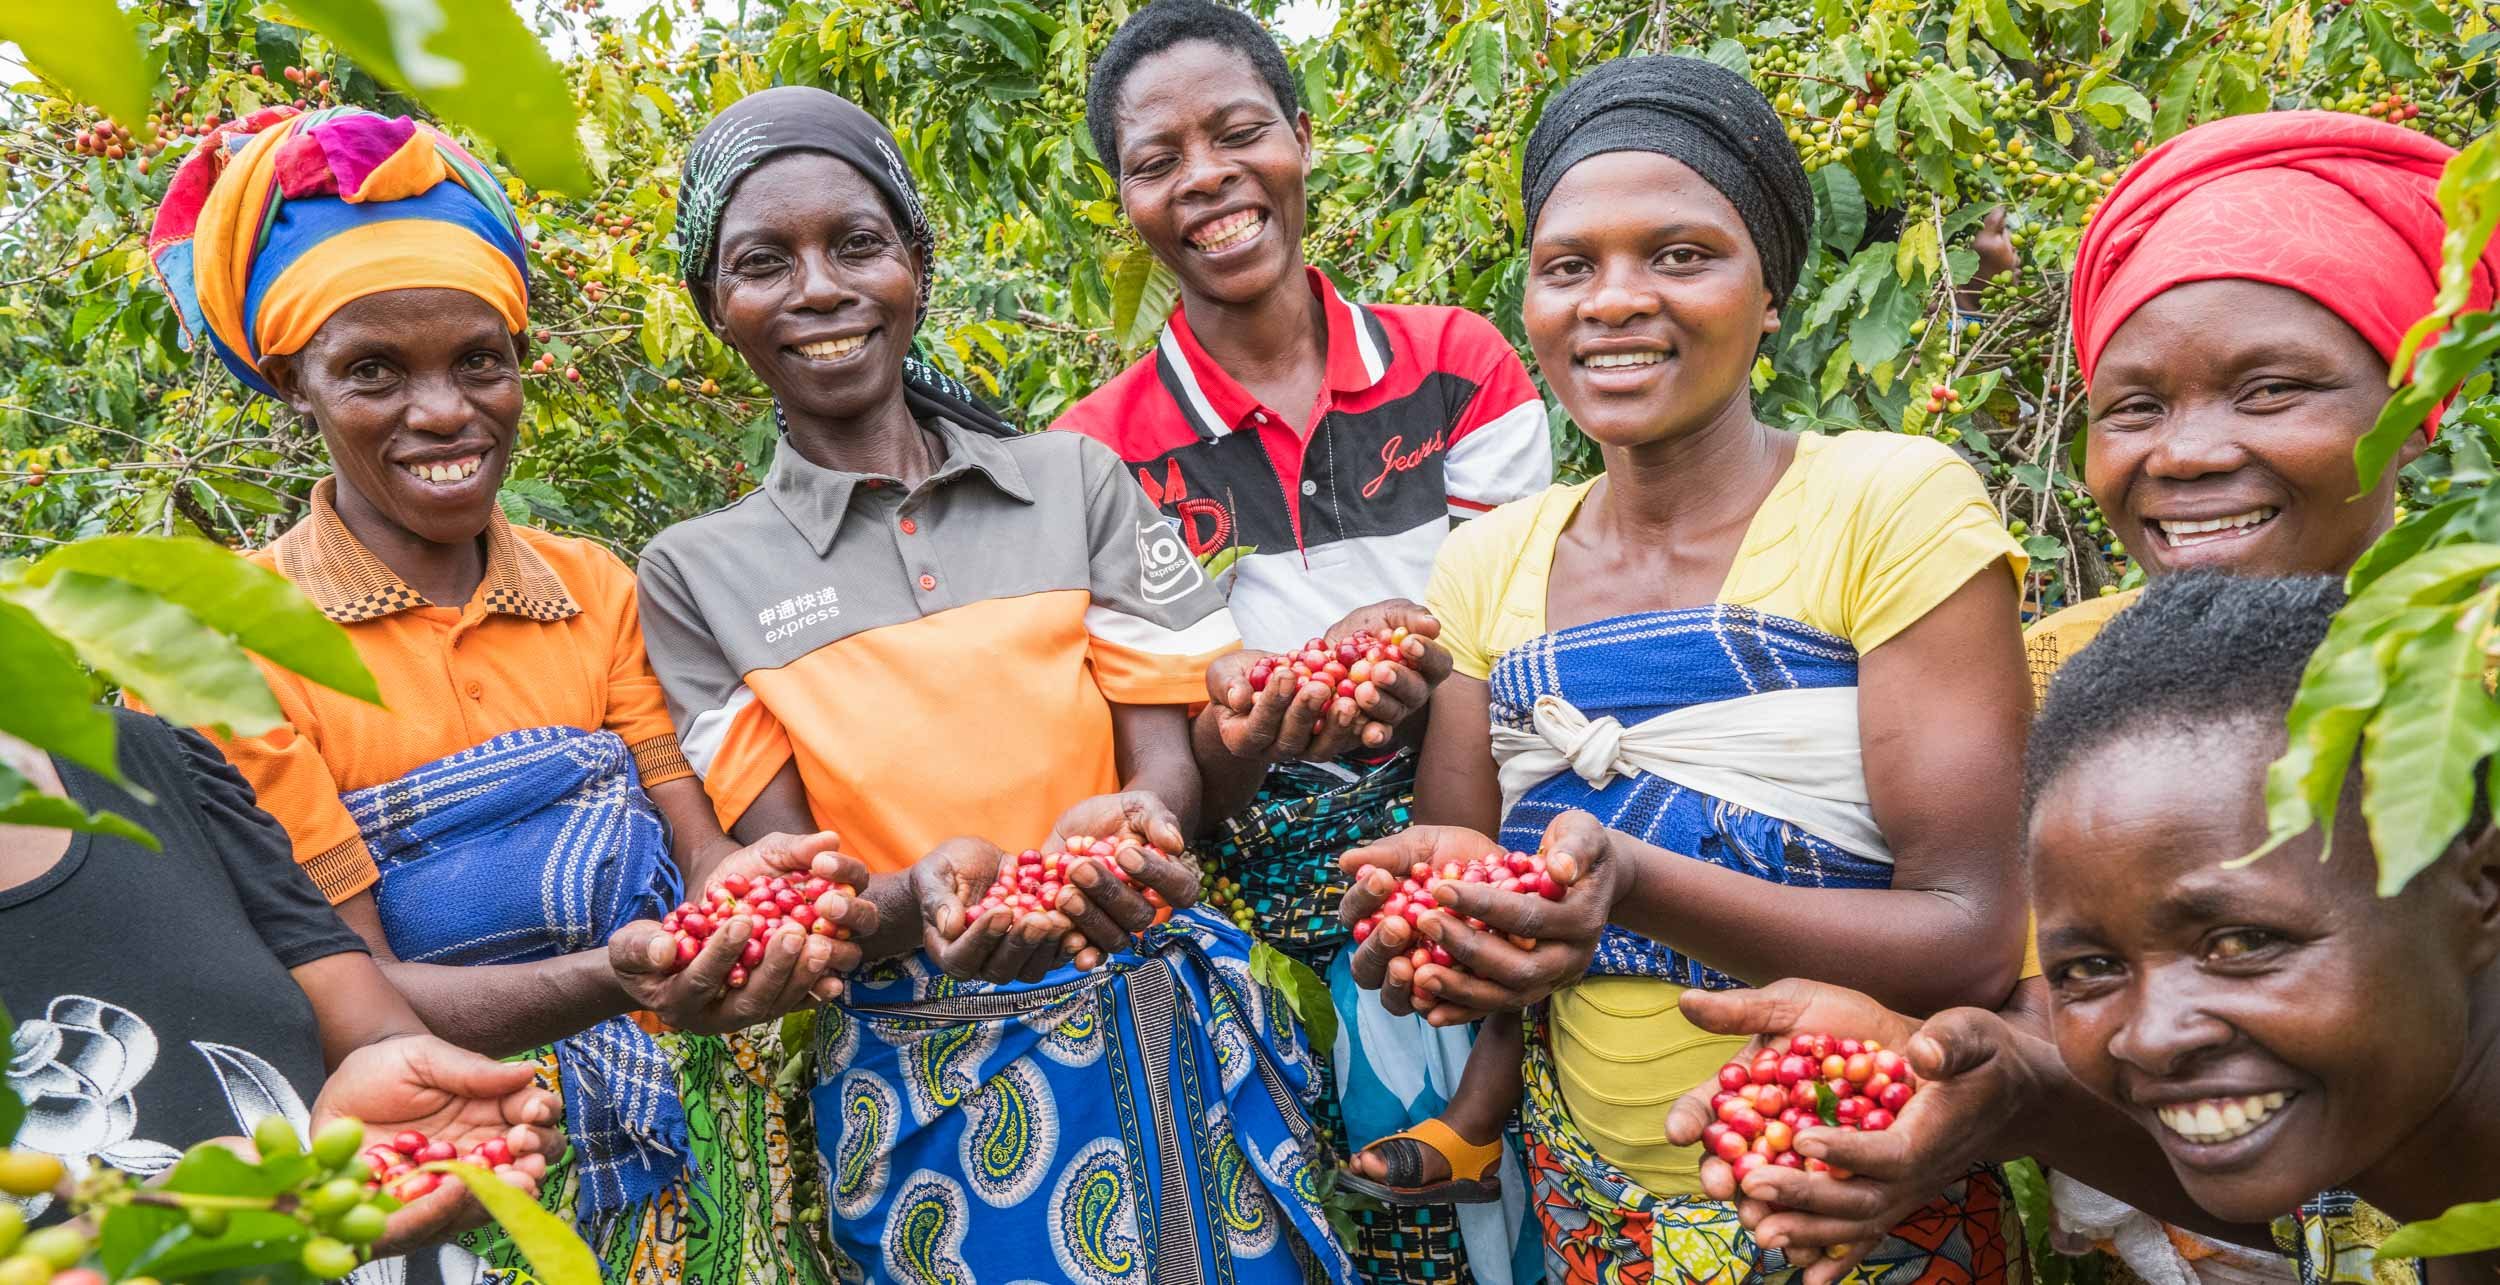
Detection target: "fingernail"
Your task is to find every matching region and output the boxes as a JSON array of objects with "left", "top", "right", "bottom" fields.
[{"left": 1119, "top": 849, "right": 1146, "bottom": 873}]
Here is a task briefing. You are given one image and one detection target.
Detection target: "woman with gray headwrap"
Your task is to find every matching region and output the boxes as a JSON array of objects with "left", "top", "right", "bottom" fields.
[
  {"left": 641, "top": 85, "right": 1352, "bottom": 1282},
  {"left": 1333, "top": 55, "right": 2032, "bottom": 1282}
]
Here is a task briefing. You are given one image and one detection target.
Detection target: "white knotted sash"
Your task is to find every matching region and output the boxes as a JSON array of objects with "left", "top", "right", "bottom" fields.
[{"left": 1489, "top": 687, "right": 1892, "bottom": 864}]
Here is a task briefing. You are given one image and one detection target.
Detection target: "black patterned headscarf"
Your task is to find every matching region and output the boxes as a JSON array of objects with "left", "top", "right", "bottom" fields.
[
  {"left": 1522, "top": 56, "right": 1814, "bottom": 307},
  {"left": 678, "top": 85, "right": 1015, "bottom": 436}
]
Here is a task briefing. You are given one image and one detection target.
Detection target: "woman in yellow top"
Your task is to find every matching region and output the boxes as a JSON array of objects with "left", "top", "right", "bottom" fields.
[{"left": 1336, "top": 56, "right": 2032, "bottom": 1283}]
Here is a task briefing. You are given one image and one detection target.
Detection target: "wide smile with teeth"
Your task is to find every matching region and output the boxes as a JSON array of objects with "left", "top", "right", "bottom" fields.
[
  {"left": 2153, "top": 507, "right": 2276, "bottom": 548},
  {"left": 1582, "top": 351, "right": 1667, "bottom": 370},
  {"left": 403, "top": 456, "right": 483, "bottom": 485},
  {"left": 2154, "top": 1092, "right": 2291, "bottom": 1145},
  {"left": 1190, "top": 211, "right": 1265, "bottom": 253},
  {"left": 793, "top": 335, "right": 868, "bottom": 362}
]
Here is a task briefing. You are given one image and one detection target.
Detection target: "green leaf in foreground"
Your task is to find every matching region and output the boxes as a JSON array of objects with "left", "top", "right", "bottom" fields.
[
  {"left": 0, "top": 763, "right": 157, "bottom": 848},
  {"left": 7, "top": 570, "right": 285, "bottom": 737},
  {"left": 2360, "top": 596, "right": 2500, "bottom": 894},
  {"left": 1249, "top": 942, "right": 1338, "bottom": 1056},
  {"left": 0, "top": 0, "right": 156, "bottom": 138},
  {"left": 426, "top": 1161, "right": 599, "bottom": 1285},
  {"left": 2379, "top": 1197, "right": 2500, "bottom": 1259},
  {"left": 0, "top": 596, "right": 122, "bottom": 783},
  {"left": 267, "top": 0, "right": 592, "bottom": 193},
  {"left": 1813, "top": 1079, "right": 1840, "bottom": 1127},
  {"left": 31, "top": 536, "right": 382, "bottom": 707}
]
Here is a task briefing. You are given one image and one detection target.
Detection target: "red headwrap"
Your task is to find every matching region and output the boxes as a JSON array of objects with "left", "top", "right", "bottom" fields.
[{"left": 2070, "top": 111, "right": 2499, "bottom": 434}]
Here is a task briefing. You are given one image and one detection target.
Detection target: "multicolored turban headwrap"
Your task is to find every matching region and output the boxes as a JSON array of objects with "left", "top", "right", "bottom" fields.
[
  {"left": 2071, "top": 110, "right": 2500, "bottom": 433},
  {"left": 148, "top": 106, "right": 529, "bottom": 398}
]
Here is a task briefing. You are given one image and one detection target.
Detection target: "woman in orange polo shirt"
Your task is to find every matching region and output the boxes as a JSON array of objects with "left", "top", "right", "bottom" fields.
[
  {"left": 638, "top": 85, "right": 1351, "bottom": 1280},
  {"left": 144, "top": 105, "right": 868, "bottom": 1284}
]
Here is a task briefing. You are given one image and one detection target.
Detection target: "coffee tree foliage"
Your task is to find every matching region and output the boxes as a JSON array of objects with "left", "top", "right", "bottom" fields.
[{"left": 1, "top": 0, "right": 2492, "bottom": 609}]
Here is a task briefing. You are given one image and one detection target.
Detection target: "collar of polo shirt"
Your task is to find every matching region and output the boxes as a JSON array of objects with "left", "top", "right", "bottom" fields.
[{"left": 763, "top": 415, "right": 1037, "bottom": 556}]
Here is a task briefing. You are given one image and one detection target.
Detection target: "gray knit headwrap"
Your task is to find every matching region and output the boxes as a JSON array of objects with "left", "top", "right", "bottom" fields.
[{"left": 1522, "top": 56, "right": 1815, "bottom": 306}]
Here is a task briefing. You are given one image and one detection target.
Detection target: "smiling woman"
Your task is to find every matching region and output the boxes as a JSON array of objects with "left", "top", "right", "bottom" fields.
[
  {"left": 641, "top": 84, "right": 1350, "bottom": 1283},
  {"left": 2025, "top": 573, "right": 2500, "bottom": 1280},
  {"left": 2023, "top": 111, "right": 2500, "bottom": 698},
  {"left": 140, "top": 103, "right": 874, "bottom": 1285},
  {"left": 1324, "top": 54, "right": 2032, "bottom": 1285}
]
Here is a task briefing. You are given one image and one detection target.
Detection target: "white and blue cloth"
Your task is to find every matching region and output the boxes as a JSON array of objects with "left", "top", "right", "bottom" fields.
[{"left": 345, "top": 725, "right": 688, "bottom": 1231}]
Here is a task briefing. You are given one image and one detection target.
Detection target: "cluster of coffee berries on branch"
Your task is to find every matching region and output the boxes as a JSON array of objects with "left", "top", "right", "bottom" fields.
[
  {"left": 659, "top": 871, "right": 855, "bottom": 988},
  {"left": 1702, "top": 1033, "right": 1920, "bottom": 1183},
  {"left": 1351, "top": 849, "right": 1568, "bottom": 972},
  {"left": 1921, "top": 383, "right": 1965, "bottom": 416},
  {"left": 0, "top": 1113, "right": 453, "bottom": 1283},
  {"left": 1247, "top": 628, "right": 1413, "bottom": 698},
  {"left": 970, "top": 837, "right": 1170, "bottom": 928},
  {"left": 360, "top": 1129, "right": 513, "bottom": 1203}
]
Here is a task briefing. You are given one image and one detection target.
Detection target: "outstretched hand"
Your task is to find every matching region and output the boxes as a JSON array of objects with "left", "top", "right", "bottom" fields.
[
  {"left": 1043, "top": 793, "right": 1201, "bottom": 969},
  {"left": 1336, "top": 811, "right": 1624, "bottom": 1024},
  {"left": 1205, "top": 599, "right": 1453, "bottom": 762},
  {"left": 308, "top": 1035, "right": 561, "bottom": 1256},
  {"left": 1660, "top": 981, "right": 2034, "bottom": 1285}
]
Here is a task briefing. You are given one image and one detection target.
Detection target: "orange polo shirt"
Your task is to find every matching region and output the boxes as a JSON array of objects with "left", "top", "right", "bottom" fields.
[{"left": 158, "top": 479, "right": 692, "bottom": 903}]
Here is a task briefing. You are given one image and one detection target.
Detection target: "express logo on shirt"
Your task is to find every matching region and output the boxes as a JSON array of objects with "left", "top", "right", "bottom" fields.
[{"left": 1136, "top": 521, "right": 1205, "bottom": 605}]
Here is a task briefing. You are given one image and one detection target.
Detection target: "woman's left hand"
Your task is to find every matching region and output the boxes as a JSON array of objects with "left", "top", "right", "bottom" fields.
[
  {"left": 1339, "top": 811, "right": 1626, "bottom": 1025},
  {"left": 693, "top": 830, "right": 882, "bottom": 958},
  {"left": 306, "top": 1035, "right": 561, "bottom": 1255},
  {"left": 1043, "top": 792, "right": 1203, "bottom": 968}
]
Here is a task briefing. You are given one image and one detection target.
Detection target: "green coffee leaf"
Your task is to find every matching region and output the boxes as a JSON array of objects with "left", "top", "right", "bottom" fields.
[
  {"left": 2349, "top": 495, "right": 2475, "bottom": 594},
  {"left": 2360, "top": 309, "right": 2500, "bottom": 495},
  {"left": 1976, "top": 0, "right": 2034, "bottom": 59},
  {"left": 30, "top": 536, "right": 381, "bottom": 707},
  {"left": 0, "top": 0, "right": 155, "bottom": 137},
  {"left": 265, "top": 0, "right": 592, "bottom": 192},
  {"left": 1250, "top": 942, "right": 1339, "bottom": 1056},
  {"left": 2360, "top": 595, "right": 2500, "bottom": 894},
  {"left": 0, "top": 597, "right": 120, "bottom": 783},
  {"left": 2380, "top": 1197, "right": 2500, "bottom": 1259},
  {"left": 1813, "top": 1079, "right": 1840, "bottom": 1127},
  {"left": 6, "top": 570, "right": 284, "bottom": 737},
  {"left": 426, "top": 1161, "right": 598, "bottom": 1285},
  {"left": 1109, "top": 247, "right": 1179, "bottom": 353},
  {"left": 0, "top": 763, "right": 156, "bottom": 848}
]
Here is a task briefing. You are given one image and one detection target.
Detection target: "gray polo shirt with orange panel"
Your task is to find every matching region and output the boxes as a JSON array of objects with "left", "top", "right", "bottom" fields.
[{"left": 636, "top": 416, "right": 1241, "bottom": 873}]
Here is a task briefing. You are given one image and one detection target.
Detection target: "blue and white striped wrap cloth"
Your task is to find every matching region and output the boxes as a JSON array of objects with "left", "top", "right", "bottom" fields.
[
  {"left": 1489, "top": 604, "right": 1894, "bottom": 985},
  {"left": 343, "top": 725, "right": 688, "bottom": 1231}
]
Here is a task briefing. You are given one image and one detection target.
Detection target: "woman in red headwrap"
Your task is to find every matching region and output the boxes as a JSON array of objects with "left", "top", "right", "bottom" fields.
[{"left": 1524, "top": 109, "right": 2500, "bottom": 1285}]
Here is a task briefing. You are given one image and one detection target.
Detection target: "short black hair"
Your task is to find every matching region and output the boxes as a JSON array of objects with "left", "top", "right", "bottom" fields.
[
  {"left": 2026, "top": 573, "right": 2345, "bottom": 819},
  {"left": 1085, "top": 0, "right": 1300, "bottom": 177}
]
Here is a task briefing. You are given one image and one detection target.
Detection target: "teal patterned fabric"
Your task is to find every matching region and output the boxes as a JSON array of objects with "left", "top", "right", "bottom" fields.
[{"left": 808, "top": 908, "right": 1352, "bottom": 1284}]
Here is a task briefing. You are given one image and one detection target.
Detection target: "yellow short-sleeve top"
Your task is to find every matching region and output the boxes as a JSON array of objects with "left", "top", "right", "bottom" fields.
[{"left": 1425, "top": 430, "right": 2026, "bottom": 1196}]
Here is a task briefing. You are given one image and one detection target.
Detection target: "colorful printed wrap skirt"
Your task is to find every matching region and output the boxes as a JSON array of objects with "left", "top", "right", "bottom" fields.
[
  {"left": 1520, "top": 1006, "right": 2011, "bottom": 1285},
  {"left": 463, "top": 1025, "right": 839, "bottom": 1285},
  {"left": 1201, "top": 752, "right": 1418, "bottom": 964},
  {"left": 807, "top": 907, "right": 1354, "bottom": 1284}
]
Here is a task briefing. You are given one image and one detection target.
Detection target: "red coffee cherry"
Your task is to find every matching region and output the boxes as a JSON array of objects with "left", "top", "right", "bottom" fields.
[
  {"left": 967, "top": 836, "right": 1172, "bottom": 930},
  {"left": 1349, "top": 847, "right": 1568, "bottom": 979},
  {"left": 1247, "top": 627, "right": 1412, "bottom": 694},
  {"left": 1699, "top": 1032, "right": 1920, "bottom": 1199},
  {"left": 658, "top": 872, "right": 857, "bottom": 988}
]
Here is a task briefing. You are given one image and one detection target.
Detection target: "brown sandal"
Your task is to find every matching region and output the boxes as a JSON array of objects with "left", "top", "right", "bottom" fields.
[{"left": 1338, "top": 1118, "right": 1503, "bottom": 1206}]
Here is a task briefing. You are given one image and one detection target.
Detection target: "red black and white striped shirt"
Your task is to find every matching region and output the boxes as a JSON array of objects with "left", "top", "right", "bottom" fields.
[{"left": 1052, "top": 268, "right": 1552, "bottom": 651}]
